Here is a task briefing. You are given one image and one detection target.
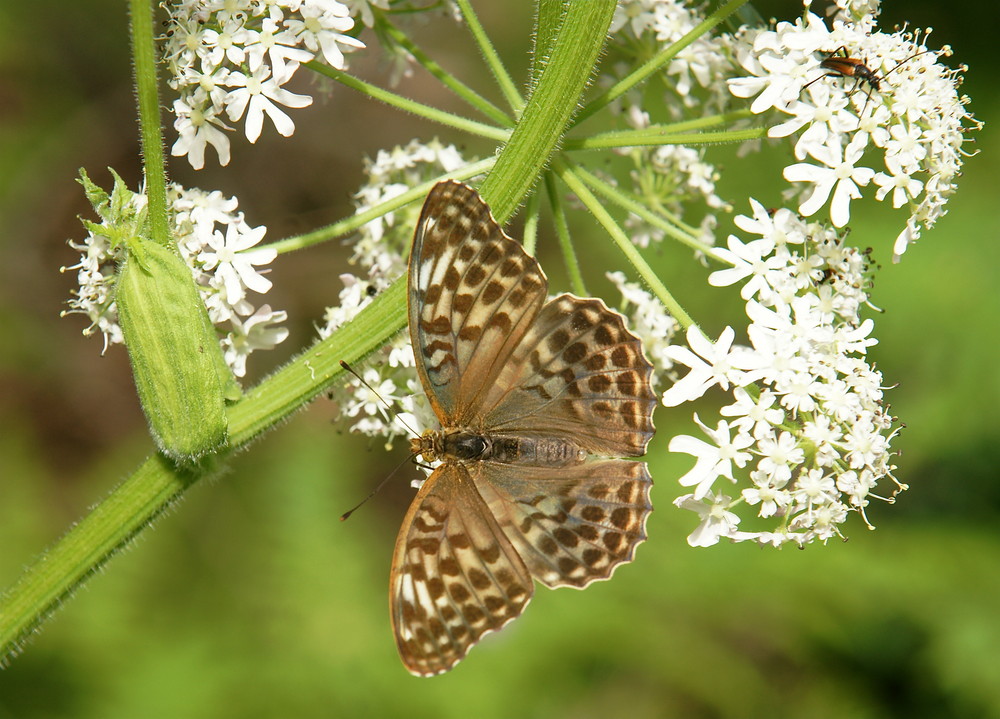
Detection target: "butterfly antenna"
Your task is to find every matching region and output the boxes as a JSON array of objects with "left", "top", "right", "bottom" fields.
[
  {"left": 339, "top": 360, "right": 420, "bottom": 438},
  {"left": 340, "top": 451, "right": 421, "bottom": 521}
]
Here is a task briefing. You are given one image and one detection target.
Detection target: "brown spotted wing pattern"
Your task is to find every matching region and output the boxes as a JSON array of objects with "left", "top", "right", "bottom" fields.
[{"left": 392, "top": 180, "right": 656, "bottom": 676}]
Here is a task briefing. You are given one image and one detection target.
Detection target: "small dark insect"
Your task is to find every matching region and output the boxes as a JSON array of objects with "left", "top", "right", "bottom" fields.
[
  {"left": 802, "top": 46, "right": 931, "bottom": 101},
  {"left": 803, "top": 46, "right": 882, "bottom": 95}
]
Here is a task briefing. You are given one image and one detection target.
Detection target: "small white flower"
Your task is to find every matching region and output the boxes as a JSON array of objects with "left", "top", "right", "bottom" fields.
[
  {"left": 170, "top": 97, "right": 232, "bottom": 170},
  {"left": 199, "top": 220, "right": 276, "bottom": 306},
  {"left": 673, "top": 491, "right": 741, "bottom": 547},
  {"left": 242, "top": 18, "right": 315, "bottom": 81},
  {"left": 784, "top": 135, "right": 875, "bottom": 226},
  {"left": 661, "top": 326, "right": 764, "bottom": 407},
  {"left": 708, "top": 234, "right": 784, "bottom": 299},
  {"left": 720, "top": 387, "right": 785, "bottom": 439},
  {"left": 873, "top": 154, "right": 924, "bottom": 208},
  {"left": 756, "top": 431, "right": 804, "bottom": 482},
  {"left": 222, "top": 304, "right": 290, "bottom": 377},
  {"left": 343, "top": 369, "right": 399, "bottom": 419},
  {"left": 285, "top": 1, "right": 366, "bottom": 70},
  {"left": 741, "top": 470, "right": 791, "bottom": 518},
  {"left": 343, "top": 0, "right": 390, "bottom": 28},
  {"left": 224, "top": 63, "right": 313, "bottom": 142},
  {"left": 669, "top": 416, "right": 753, "bottom": 500}
]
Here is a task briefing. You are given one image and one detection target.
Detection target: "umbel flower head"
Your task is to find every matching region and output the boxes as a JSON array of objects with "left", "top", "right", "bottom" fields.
[
  {"left": 728, "top": 0, "right": 978, "bottom": 260},
  {"left": 665, "top": 199, "right": 904, "bottom": 547},
  {"left": 312, "top": 0, "right": 974, "bottom": 545},
  {"left": 163, "top": 0, "right": 367, "bottom": 169},
  {"left": 145, "top": 0, "right": 979, "bottom": 547},
  {"left": 64, "top": 174, "right": 288, "bottom": 379}
]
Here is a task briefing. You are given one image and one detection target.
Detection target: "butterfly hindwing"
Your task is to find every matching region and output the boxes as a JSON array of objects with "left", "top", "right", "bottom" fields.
[
  {"left": 474, "top": 460, "right": 653, "bottom": 589},
  {"left": 390, "top": 462, "right": 534, "bottom": 677}
]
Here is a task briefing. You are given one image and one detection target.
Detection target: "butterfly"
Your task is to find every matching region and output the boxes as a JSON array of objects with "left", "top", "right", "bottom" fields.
[{"left": 392, "top": 180, "right": 656, "bottom": 676}]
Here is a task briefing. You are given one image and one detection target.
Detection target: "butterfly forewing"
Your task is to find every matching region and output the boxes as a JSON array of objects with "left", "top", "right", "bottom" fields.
[
  {"left": 408, "top": 180, "right": 548, "bottom": 424},
  {"left": 390, "top": 463, "right": 534, "bottom": 677},
  {"left": 393, "top": 180, "right": 657, "bottom": 676}
]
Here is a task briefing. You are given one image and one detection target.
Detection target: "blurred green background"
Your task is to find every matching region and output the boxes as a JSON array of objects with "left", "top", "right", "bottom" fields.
[{"left": 1, "top": 1, "right": 998, "bottom": 717}]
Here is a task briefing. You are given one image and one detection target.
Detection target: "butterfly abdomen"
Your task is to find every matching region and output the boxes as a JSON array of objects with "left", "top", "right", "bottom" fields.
[{"left": 437, "top": 431, "right": 584, "bottom": 467}]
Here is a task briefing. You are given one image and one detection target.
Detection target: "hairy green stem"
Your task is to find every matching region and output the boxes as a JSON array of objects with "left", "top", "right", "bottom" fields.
[
  {"left": 521, "top": 188, "right": 542, "bottom": 257},
  {"left": 378, "top": 18, "right": 513, "bottom": 127},
  {"left": 479, "top": 0, "right": 617, "bottom": 220},
  {"left": 545, "top": 172, "right": 587, "bottom": 296},
  {"left": 130, "top": 0, "right": 169, "bottom": 244},
  {"left": 569, "top": 161, "right": 724, "bottom": 262},
  {"left": 267, "top": 157, "right": 497, "bottom": 255},
  {"left": 456, "top": 0, "right": 524, "bottom": 114},
  {"left": 564, "top": 125, "right": 769, "bottom": 151}
]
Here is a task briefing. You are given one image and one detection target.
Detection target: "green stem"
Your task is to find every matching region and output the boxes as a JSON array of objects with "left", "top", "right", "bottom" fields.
[
  {"left": 479, "top": 0, "right": 617, "bottom": 221},
  {"left": 308, "top": 62, "right": 510, "bottom": 142},
  {"left": 569, "top": 161, "right": 724, "bottom": 262},
  {"left": 530, "top": 0, "right": 567, "bottom": 89},
  {"left": 564, "top": 125, "right": 769, "bottom": 151},
  {"left": 378, "top": 17, "right": 513, "bottom": 127},
  {"left": 0, "top": 278, "right": 404, "bottom": 660},
  {"left": 521, "top": 187, "right": 541, "bottom": 257},
  {"left": 130, "top": 0, "right": 169, "bottom": 244},
  {"left": 572, "top": 0, "right": 749, "bottom": 127},
  {"left": 455, "top": 0, "right": 524, "bottom": 114},
  {"left": 225, "top": 279, "right": 407, "bottom": 446},
  {"left": 545, "top": 172, "right": 586, "bottom": 296},
  {"left": 267, "top": 157, "right": 497, "bottom": 255},
  {"left": 552, "top": 156, "right": 697, "bottom": 331}
]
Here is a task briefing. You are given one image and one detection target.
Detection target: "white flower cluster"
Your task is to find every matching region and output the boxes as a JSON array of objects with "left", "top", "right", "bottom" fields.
[
  {"left": 163, "top": 0, "right": 366, "bottom": 169},
  {"left": 63, "top": 179, "right": 287, "bottom": 378},
  {"left": 665, "top": 199, "right": 904, "bottom": 547},
  {"left": 604, "top": 1, "right": 734, "bottom": 250},
  {"left": 320, "top": 140, "right": 469, "bottom": 450},
  {"left": 63, "top": 180, "right": 146, "bottom": 351},
  {"left": 610, "top": 0, "right": 737, "bottom": 113},
  {"left": 728, "top": 1, "right": 978, "bottom": 260},
  {"left": 169, "top": 185, "right": 289, "bottom": 377}
]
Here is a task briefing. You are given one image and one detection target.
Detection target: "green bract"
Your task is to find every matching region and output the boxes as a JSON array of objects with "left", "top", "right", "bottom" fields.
[{"left": 116, "top": 236, "right": 229, "bottom": 462}]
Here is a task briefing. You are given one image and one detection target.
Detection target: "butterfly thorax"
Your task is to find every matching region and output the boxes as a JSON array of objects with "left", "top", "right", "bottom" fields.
[{"left": 411, "top": 428, "right": 587, "bottom": 467}]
